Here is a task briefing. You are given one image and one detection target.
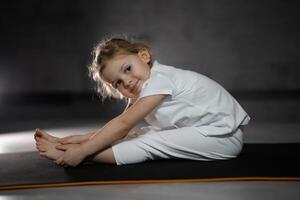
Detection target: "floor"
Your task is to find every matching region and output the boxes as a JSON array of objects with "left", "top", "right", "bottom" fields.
[
  {"left": 0, "top": 119, "right": 299, "bottom": 199},
  {"left": 1, "top": 181, "right": 300, "bottom": 200}
]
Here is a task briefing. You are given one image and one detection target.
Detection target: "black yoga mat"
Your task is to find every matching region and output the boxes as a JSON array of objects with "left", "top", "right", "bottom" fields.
[{"left": 1, "top": 143, "right": 300, "bottom": 190}]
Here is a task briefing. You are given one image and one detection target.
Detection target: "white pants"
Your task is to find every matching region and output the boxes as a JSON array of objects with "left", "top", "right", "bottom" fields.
[{"left": 112, "top": 125, "right": 243, "bottom": 165}]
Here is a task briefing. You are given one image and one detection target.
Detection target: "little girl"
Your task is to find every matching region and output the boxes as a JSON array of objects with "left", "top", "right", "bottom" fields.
[{"left": 35, "top": 37, "right": 250, "bottom": 167}]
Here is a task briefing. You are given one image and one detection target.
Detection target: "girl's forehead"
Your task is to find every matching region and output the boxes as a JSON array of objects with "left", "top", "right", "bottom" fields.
[{"left": 107, "top": 54, "right": 129, "bottom": 66}]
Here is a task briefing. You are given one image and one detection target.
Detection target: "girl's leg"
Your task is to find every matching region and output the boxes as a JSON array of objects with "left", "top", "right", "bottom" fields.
[
  {"left": 88, "top": 147, "right": 116, "bottom": 164},
  {"left": 111, "top": 127, "right": 244, "bottom": 165},
  {"left": 36, "top": 122, "right": 148, "bottom": 164}
]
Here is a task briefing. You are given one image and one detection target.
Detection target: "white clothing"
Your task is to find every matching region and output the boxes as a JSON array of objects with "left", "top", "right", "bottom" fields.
[
  {"left": 112, "top": 61, "right": 250, "bottom": 165},
  {"left": 112, "top": 125, "right": 244, "bottom": 165}
]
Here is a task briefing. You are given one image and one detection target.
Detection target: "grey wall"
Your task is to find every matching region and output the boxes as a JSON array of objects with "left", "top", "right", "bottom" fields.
[
  {"left": 0, "top": 0, "right": 299, "bottom": 124},
  {"left": 0, "top": 0, "right": 299, "bottom": 94}
]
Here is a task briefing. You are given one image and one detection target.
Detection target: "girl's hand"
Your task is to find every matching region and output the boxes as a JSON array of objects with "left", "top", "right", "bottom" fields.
[{"left": 55, "top": 143, "right": 86, "bottom": 167}]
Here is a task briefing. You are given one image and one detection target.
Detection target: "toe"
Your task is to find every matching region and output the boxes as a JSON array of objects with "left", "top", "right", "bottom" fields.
[
  {"left": 35, "top": 136, "right": 41, "bottom": 142},
  {"left": 35, "top": 129, "right": 43, "bottom": 137}
]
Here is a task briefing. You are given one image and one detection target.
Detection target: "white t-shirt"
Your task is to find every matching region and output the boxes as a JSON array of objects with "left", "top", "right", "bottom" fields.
[{"left": 131, "top": 61, "right": 250, "bottom": 136}]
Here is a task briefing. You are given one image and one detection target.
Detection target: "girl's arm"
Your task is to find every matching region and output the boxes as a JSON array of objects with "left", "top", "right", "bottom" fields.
[
  {"left": 123, "top": 98, "right": 134, "bottom": 112},
  {"left": 81, "top": 94, "right": 166, "bottom": 157}
]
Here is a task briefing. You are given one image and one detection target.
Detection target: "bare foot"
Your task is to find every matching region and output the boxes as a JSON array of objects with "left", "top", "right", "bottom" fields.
[
  {"left": 34, "top": 128, "right": 60, "bottom": 143},
  {"left": 36, "top": 138, "right": 64, "bottom": 160}
]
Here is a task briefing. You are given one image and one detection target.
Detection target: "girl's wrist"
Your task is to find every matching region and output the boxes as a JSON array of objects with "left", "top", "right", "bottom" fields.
[{"left": 80, "top": 140, "right": 95, "bottom": 157}]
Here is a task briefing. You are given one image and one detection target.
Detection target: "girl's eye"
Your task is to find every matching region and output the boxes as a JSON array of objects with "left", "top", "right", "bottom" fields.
[
  {"left": 124, "top": 66, "right": 131, "bottom": 73},
  {"left": 113, "top": 66, "right": 130, "bottom": 88}
]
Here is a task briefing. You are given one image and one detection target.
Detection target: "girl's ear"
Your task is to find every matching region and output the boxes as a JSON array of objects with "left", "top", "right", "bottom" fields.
[{"left": 138, "top": 48, "right": 151, "bottom": 64}]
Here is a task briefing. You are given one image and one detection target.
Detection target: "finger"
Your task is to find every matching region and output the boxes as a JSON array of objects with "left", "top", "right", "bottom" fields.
[
  {"left": 55, "top": 157, "right": 63, "bottom": 165},
  {"left": 61, "top": 140, "right": 70, "bottom": 144},
  {"left": 56, "top": 144, "right": 68, "bottom": 151},
  {"left": 57, "top": 137, "right": 66, "bottom": 143},
  {"left": 58, "top": 136, "right": 72, "bottom": 144},
  {"left": 56, "top": 160, "right": 64, "bottom": 166},
  {"left": 58, "top": 157, "right": 64, "bottom": 165},
  {"left": 56, "top": 145, "right": 65, "bottom": 150},
  {"left": 58, "top": 139, "right": 69, "bottom": 144},
  {"left": 57, "top": 138, "right": 64, "bottom": 143},
  {"left": 40, "top": 152, "right": 48, "bottom": 158}
]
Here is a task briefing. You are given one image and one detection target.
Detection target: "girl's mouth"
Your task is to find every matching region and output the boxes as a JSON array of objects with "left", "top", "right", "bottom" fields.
[{"left": 131, "top": 80, "right": 140, "bottom": 93}]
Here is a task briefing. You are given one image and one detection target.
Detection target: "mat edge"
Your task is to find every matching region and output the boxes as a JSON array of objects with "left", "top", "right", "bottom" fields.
[{"left": 1, "top": 177, "right": 300, "bottom": 191}]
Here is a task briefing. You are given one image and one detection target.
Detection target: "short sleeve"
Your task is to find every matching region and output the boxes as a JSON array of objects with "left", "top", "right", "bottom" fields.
[{"left": 139, "top": 73, "right": 174, "bottom": 98}]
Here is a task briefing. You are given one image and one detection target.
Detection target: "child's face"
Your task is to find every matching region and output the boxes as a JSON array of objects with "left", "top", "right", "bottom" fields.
[{"left": 101, "top": 49, "right": 151, "bottom": 98}]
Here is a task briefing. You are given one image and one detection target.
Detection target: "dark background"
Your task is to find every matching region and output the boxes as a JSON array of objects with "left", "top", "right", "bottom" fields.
[{"left": 0, "top": 0, "right": 299, "bottom": 126}]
